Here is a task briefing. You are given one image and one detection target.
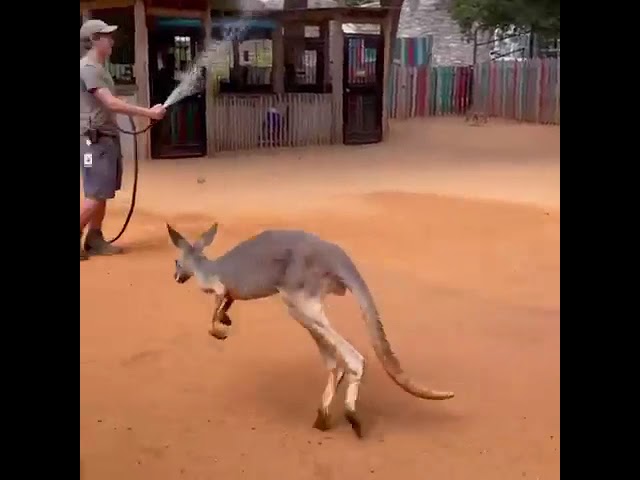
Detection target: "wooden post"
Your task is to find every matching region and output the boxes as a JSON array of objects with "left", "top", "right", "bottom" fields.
[
  {"left": 321, "top": 21, "right": 330, "bottom": 91},
  {"left": 203, "top": 9, "right": 215, "bottom": 156},
  {"left": 382, "top": 14, "right": 392, "bottom": 139},
  {"left": 554, "top": 59, "right": 560, "bottom": 124},
  {"left": 329, "top": 18, "right": 343, "bottom": 144},
  {"left": 283, "top": 0, "right": 306, "bottom": 77},
  {"left": 272, "top": 22, "right": 285, "bottom": 94},
  {"left": 133, "top": 0, "right": 150, "bottom": 159}
]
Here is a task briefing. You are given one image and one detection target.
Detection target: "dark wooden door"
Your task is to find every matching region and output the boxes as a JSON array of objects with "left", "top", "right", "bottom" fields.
[
  {"left": 343, "top": 34, "right": 384, "bottom": 145},
  {"left": 148, "top": 17, "right": 207, "bottom": 159}
]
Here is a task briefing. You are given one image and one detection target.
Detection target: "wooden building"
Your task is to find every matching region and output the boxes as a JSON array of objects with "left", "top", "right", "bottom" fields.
[{"left": 80, "top": 0, "right": 394, "bottom": 159}]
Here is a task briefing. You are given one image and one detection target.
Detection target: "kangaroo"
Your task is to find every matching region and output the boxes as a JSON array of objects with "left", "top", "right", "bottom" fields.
[
  {"left": 166, "top": 223, "right": 454, "bottom": 437},
  {"left": 465, "top": 106, "right": 488, "bottom": 126}
]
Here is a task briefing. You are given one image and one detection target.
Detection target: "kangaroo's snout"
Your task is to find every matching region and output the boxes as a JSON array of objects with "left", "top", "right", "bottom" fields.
[
  {"left": 175, "top": 272, "right": 190, "bottom": 284},
  {"left": 174, "top": 259, "right": 192, "bottom": 284}
]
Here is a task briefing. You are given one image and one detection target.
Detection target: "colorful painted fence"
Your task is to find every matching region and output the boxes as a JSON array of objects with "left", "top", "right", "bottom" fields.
[
  {"left": 388, "top": 64, "right": 473, "bottom": 119},
  {"left": 387, "top": 58, "right": 560, "bottom": 124},
  {"left": 472, "top": 58, "right": 560, "bottom": 124},
  {"left": 393, "top": 37, "right": 433, "bottom": 66}
]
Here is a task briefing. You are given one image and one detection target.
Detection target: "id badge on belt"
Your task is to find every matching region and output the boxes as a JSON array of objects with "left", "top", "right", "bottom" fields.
[{"left": 84, "top": 138, "right": 93, "bottom": 167}]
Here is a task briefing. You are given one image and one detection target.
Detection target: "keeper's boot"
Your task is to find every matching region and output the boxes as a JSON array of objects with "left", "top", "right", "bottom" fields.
[
  {"left": 80, "top": 232, "right": 89, "bottom": 261},
  {"left": 84, "top": 229, "right": 123, "bottom": 256}
]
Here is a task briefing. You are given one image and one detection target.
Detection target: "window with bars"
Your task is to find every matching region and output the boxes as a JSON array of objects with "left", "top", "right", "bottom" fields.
[
  {"left": 89, "top": 7, "right": 136, "bottom": 85},
  {"left": 210, "top": 18, "right": 274, "bottom": 93}
]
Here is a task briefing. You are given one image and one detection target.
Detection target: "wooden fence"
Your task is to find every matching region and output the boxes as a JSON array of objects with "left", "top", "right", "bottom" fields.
[
  {"left": 388, "top": 64, "right": 473, "bottom": 119},
  {"left": 387, "top": 58, "right": 560, "bottom": 125},
  {"left": 393, "top": 36, "right": 433, "bottom": 66},
  {"left": 209, "top": 93, "right": 334, "bottom": 152},
  {"left": 473, "top": 58, "right": 560, "bottom": 124}
]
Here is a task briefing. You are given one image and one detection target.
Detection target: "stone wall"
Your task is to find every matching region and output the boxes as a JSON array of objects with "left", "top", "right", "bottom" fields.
[{"left": 398, "top": 0, "right": 492, "bottom": 66}]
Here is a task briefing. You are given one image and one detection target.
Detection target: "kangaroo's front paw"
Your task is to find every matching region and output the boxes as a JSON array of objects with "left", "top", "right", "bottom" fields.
[{"left": 209, "top": 317, "right": 231, "bottom": 340}]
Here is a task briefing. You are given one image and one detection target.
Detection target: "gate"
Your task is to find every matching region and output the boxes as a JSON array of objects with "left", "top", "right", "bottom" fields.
[{"left": 343, "top": 34, "right": 384, "bottom": 145}]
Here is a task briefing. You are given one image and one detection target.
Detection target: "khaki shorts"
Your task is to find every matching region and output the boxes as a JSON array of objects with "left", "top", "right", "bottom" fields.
[{"left": 80, "top": 135, "right": 122, "bottom": 200}]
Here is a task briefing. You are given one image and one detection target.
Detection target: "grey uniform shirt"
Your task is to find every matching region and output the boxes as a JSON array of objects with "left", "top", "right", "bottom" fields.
[{"left": 80, "top": 56, "right": 119, "bottom": 136}]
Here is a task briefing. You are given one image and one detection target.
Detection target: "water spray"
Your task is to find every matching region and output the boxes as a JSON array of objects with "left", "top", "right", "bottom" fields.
[
  {"left": 106, "top": 19, "right": 253, "bottom": 244},
  {"left": 106, "top": 57, "right": 213, "bottom": 244},
  {"left": 106, "top": 53, "right": 211, "bottom": 244}
]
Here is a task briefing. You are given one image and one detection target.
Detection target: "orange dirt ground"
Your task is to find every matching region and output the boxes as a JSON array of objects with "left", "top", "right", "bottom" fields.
[{"left": 80, "top": 118, "right": 560, "bottom": 480}]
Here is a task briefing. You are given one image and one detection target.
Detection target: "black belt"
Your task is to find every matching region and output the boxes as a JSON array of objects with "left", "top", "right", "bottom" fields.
[{"left": 84, "top": 130, "right": 118, "bottom": 143}]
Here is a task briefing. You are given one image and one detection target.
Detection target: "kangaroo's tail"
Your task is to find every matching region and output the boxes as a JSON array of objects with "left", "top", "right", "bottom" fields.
[{"left": 335, "top": 254, "right": 454, "bottom": 400}]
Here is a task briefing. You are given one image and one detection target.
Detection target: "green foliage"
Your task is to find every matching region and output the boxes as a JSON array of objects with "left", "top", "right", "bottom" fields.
[{"left": 447, "top": 0, "right": 560, "bottom": 38}]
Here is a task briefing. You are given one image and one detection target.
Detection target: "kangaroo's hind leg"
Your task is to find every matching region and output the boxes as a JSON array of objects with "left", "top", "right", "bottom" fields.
[
  {"left": 315, "top": 273, "right": 349, "bottom": 428},
  {"left": 282, "top": 290, "right": 366, "bottom": 437},
  {"left": 306, "top": 330, "right": 346, "bottom": 431}
]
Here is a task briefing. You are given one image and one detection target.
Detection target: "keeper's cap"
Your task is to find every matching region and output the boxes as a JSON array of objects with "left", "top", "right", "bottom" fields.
[{"left": 80, "top": 19, "right": 118, "bottom": 39}]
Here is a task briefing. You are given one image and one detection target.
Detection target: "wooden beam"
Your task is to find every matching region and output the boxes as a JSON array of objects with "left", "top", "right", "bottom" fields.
[
  {"left": 274, "top": 9, "right": 387, "bottom": 24},
  {"left": 146, "top": 0, "right": 208, "bottom": 9},
  {"left": 147, "top": 7, "right": 205, "bottom": 18},
  {"left": 133, "top": 0, "right": 150, "bottom": 159},
  {"left": 81, "top": 0, "right": 134, "bottom": 11}
]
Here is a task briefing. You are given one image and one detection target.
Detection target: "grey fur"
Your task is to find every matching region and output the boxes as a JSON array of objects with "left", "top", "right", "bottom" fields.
[{"left": 167, "top": 223, "right": 454, "bottom": 437}]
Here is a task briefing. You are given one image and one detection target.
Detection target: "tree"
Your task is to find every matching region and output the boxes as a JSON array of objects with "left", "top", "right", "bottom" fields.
[{"left": 447, "top": 0, "right": 560, "bottom": 38}]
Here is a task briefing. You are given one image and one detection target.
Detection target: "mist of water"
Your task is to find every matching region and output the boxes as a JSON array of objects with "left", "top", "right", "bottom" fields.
[{"left": 162, "top": 19, "right": 252, "bottom": 108}]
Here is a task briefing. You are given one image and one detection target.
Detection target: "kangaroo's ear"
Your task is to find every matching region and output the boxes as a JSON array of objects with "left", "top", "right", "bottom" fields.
[
  {"left": 193, "top": 223, "right": 218, "bottom": 251},
  {"left": 166, "top": 223, "right": 191, "bottom": 251}
]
